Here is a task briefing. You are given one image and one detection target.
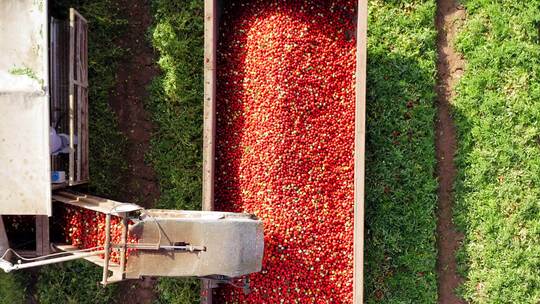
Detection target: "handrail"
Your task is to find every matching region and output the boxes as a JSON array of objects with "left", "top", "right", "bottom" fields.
[{"left": 0, "top": 249, "right": 105, "bottom": 272}]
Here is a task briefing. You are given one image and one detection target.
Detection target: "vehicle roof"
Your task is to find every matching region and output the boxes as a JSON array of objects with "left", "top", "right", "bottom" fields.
[{"left": 0, "top": 0, "right": 51, "bottom": 215}]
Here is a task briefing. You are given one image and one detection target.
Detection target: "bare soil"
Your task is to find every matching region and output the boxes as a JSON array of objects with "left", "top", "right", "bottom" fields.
[
  {"left": 108, "top": 0, "right": 159, "bottom": 302},
  {"left": 435, "top": 0, "right": 467, "bottom": 303},
  {"left": 109, "top": 0, "right": 159, "bottom": 210}
]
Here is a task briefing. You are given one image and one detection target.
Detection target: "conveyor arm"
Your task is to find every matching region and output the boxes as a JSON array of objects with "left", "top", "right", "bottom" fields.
[{"left": 0, "top": 191, "right": 264, "bottom": 287}]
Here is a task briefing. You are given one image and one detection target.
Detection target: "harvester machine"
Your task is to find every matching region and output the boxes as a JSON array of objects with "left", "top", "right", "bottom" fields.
[{"left": 0, "top": 0, "right": 264, "bottom": 288}]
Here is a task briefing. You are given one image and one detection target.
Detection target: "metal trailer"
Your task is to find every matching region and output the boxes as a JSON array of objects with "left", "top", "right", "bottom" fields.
[
  {"left": 201, "top": 0, "right": 367, "bottom": 303},
  {"left": 0, "top": 0, "right": 264, "bottom": 287}
]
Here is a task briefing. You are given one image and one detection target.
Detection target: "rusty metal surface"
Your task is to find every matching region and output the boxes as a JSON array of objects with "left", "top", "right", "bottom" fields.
[
  {"left": 202, "top": 0, "right": 218, "bottom": 213},
  {"left": 201, "top": 0, "right": 219, "bottom": 301}
]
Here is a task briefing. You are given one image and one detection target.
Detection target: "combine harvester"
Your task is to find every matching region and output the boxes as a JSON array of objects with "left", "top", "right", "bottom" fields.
[{"left": 0, "top": 0, "right": 263, "bottom": 288}]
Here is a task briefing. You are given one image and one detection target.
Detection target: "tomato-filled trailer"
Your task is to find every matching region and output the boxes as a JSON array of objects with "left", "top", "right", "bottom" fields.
[
  {"left": 202, "top": 0, "right": 367, "bottom": 302},
  {"left": 0, "top": 0, "right": 263, "bottom": 287}
]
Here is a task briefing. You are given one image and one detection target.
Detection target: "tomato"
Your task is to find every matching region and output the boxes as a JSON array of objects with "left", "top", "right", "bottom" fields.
[
  {"left": 215, "top": 0, "right": 356, "bottom": 302},
  {"left": 61, "top": 206, "right": 138, "bottom": 265}
]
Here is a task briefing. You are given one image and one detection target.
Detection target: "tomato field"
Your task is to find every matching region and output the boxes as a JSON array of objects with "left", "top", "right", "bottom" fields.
[{"left": 0, "top": 0, "right": 539, "bottom": 303}]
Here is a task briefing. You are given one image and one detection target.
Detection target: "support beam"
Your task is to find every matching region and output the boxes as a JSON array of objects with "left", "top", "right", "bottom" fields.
[
  {"left": 353, "top": 1, "right": 368, "bottom": 303},
  {"left": 36, "top": 215, "right": 50, "bottom": 256},
  {"left": 0, "top": 249, "right": 105, "bottom": 273},
  {"left": 0, "top": 217, "right": 9, "bottom": 258},
  {"left": 102, "top": 214, "right": 112, "bottom": 285},
  {"left": 118, "top": 214, "right": 128, "bottom": 281},
  {"left": 202, "top": 0, "right": 218, "bottom": 302}
]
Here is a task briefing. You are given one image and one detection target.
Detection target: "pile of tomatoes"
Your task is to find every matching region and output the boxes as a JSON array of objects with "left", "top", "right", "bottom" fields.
[
  {"left": 215, "top": 0, "right": 357, "bottom": 302},
  {"left": 62, "top": 206, "right": 138, "bottom": 264}
]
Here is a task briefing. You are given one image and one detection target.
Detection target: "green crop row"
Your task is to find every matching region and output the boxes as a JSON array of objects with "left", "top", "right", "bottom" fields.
[
  {"left": 0, "top": 272, "right": 26, "bottom": 304},
  {"left": 452, "top": 1, "right": 540, "bottom": 303},
  {"left": 364, "top": 0, "right": 439, "bottom": 303}
]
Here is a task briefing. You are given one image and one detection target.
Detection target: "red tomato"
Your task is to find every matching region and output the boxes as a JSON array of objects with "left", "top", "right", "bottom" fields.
[
  {"left": 61, "top": 205, "right": 138, "bottom": 265},
  {"left": 215, "top": 0, "right": 356, "bottom": 302}
]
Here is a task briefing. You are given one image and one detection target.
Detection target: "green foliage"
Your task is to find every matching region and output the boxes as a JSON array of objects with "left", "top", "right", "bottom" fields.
[
  {"left": 36, "top": 261, "right": 116, "bottom": 304},
  {"left": 452, "top": 1, "right": 540, "bottom": 303},
  {"left": 149, "top": 0, "right": 204, "bottom": 302},
  {"left": 148, "top": 0, "right": 204, "bottom": 211},
  {"left": 78, "top": 0, "right": 129, "bottom": 197},
  {"left": 9, "top": 66, "right": 37, "bottom": 77},
  {"left": 0, "top": 273, "right": 26, "bottom": 304},
  {"left": 9, "top": 66, "right": 43, "bottom": 86},
  {"left": 364, "top": 0, "right": 438, "bottom": 303},
  {"left": 154, "top": 278, "right": 200, "bottom": 304}
]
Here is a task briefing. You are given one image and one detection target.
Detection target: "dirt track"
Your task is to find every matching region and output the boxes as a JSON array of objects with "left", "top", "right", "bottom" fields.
[
  {"left": 108, "top": 0, "right": 158, "bottom": 302},
  {"left": 109, "top": 0, "right": 159, "bottom": 210},
  {"left": 435, "top": 0, "right": 466, "bottom": 303}
]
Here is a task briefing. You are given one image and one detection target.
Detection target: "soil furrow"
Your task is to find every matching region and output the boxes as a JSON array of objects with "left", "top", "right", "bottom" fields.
[
  {"left": 109, "top": 0, "right": 159, "bottom": 210},
  {"left": 108, "top": 0, "right": 158, "bottom": 302},
  {"left": 435, "top": 0, "right": 466, "bottom": 303}
]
